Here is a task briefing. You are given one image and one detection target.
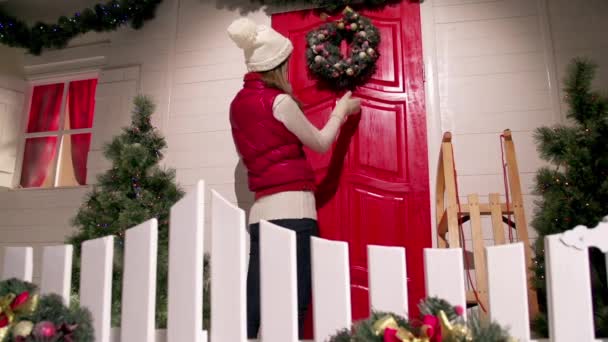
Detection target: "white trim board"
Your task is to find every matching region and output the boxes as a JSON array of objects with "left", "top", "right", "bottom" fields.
[{"left": 419, "top": 0, "right": 442, "bottom": 247}]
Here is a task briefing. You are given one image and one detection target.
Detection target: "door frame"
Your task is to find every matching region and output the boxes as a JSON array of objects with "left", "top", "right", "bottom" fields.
[{"left": 419, "top": 0, "right": 443, "bottom": 247}]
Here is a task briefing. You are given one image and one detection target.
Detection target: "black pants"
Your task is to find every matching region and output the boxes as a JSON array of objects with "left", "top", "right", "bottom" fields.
[{"left": 247, "top": 218, "right": 319, "bottom": 339}]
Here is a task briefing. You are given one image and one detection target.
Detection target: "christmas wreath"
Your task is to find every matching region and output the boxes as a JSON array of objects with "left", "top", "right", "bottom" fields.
[
  {"left": 0, "top": 0, "right": 163, "bottom": 55},
  {"left": 328, "top": 297, "right": 515, "bottom": 342},
  {"left": 0, "top": 279, "right": 93, "bottom": 342},
  {"left": 306, "top": 7, "right": 380, "bottom": 90}
]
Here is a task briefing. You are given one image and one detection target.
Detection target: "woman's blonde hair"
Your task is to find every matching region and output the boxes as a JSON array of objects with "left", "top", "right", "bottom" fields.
[{"left": 259, "top": 58, "right": 293, "bottom": 95}]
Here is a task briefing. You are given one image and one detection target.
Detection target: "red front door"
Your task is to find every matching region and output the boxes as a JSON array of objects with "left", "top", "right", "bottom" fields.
[{"left": 272, "top": 0, "right": 431, "bottom": 327}]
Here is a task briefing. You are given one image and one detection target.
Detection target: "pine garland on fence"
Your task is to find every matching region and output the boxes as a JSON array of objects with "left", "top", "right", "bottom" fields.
[
  {"left": 0, "top": 278, "right": 94, "bottom": 342},
  {"left": 327, "top": 297, "right": 514, "bottom": 342}
]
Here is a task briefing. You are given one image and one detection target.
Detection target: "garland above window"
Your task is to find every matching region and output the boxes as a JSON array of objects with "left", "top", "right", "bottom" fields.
[{"left": 0, "top": 0, "right": 163, "bottom": 55}]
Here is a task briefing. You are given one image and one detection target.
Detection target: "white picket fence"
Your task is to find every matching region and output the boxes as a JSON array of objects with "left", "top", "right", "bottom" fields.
[{"left": 2, "top": 180, "right": 607, "bottom": 342}]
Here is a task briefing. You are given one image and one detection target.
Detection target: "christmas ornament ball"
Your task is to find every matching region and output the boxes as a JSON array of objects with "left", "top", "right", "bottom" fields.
[
  {"left": 33, "top": 321, "right": 57, "bottom": 338},
  {"left": 13, "top": 321, "right": 34, "bottom": 337}
]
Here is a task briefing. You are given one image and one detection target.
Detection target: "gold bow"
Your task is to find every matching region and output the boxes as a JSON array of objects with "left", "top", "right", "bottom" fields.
[
  {"left": 0, "top": 294, "right": 16, "bottom": 327},
  {"left": 373, "top": 315, "right": 430, "bottom": 342},
  {"left": 0, "top": 292, "right": 39, "bottom": 341},
  {"left": 438, "top": 310, "right": 472, "bottom": 341}
]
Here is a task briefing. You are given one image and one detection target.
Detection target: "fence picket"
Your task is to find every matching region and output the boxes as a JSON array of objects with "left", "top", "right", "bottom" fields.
[
  {"left": 211, "top": 190, "right": 247, "bottom": 342},
  {"left": 260, "top": 220, "right": 298, "bottom": 342},
  {"left": 40, "top": 245, "right": 73, "bottom": 305},
  {"left": 1, "top": 247, "right": 33, "bottom": 282},
  {"left": 121, "top": 219, "right": 158, "bottom": 342},
  {"left": 2, "top": 175, "right": 607, "bottom": 342},
  {"left": 545, "top": 234, "right": 595, "bottom": 341},
  {"left": 424, "top": 248, "right": 466, "bottom": 318},
  {"left": 311, "top": 237, "right": 351, "bottom": 342},
  {"left": 167, "top": 180, "right": 205, "bottom": 342},
  {"left": 486, "top": 243, "right": 530, "bottom": 340},
  {"left": 368, "top": 245, "right": 408, "bottom": 318},
  {"left": 80, "top": 236, "right": 114, "bottom": 342}
]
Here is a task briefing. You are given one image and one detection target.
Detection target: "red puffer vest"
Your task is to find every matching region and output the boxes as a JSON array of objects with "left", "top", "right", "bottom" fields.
[{"left": 230, "top": 73, "right": 316, "bottom": 200}]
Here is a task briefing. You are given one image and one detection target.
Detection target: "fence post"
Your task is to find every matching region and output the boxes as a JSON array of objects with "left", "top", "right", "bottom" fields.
[
  {"left": 211, "top": 190, "right": 247, "bottom": 342},
  {"left": 312, "top": 237, "right": 351, "bottom": 342},
  {"left": 167, "top": 180, "right": 205, "bottom": 342},
  {"left": 545, "top": 222, "right": 608, "bottom": 341},
  {"left": 121, "top": 219, "right": 158, "bottom": 342},
  {"left": 80, "top": 236, "right": 114, "bottom": 342},
  {"left": 424, "top": 248, "right": 466, "bottom": 318},
  {"left": 260, "top": 220, "right": 298, "bottom": 342},
  {"left": 485, "top": 243, "right": 530, "bottom": 340},
  {"left": 368, "top": 245, "right": 408, "bottom": 318},
  {"left": 2, "top": 247, "right": 33, "bottom": 282},
  {"left": 40, "top": 245, "right": 73, "bottom": 305}
]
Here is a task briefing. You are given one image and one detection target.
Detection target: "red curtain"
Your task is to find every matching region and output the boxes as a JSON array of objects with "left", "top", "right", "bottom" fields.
[
  {"left": 20, "top": 136, "right": 59, "bottom": 188},
  {"left": 26, "top": 83, "right": 64, "bottom": 133},
  {"left": 20, "top": 84, "right": 65, "bottom": 188},
  {"left": 68, "top": 79, "right": 98, "bottom": 185}
]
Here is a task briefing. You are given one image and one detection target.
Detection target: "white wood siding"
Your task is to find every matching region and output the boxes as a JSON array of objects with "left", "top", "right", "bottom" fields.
[
  {"left": 0, "top": 0, "right": 607, "bottom": 282},
  {"left": 0, "top": 67, "right": 25, "bottom": 187}
]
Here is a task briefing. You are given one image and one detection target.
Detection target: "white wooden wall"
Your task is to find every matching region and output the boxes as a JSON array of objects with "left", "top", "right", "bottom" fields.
[
  {"left": 425, "top": 0, "right": 608, "bottom": 291},
  {"left": 546, "top": 0, "right": 608, "bottom": 120},
  {"left": 2, "top": 183, "right": 606, "bottom": 342},
  {"left": 1, "top": 0, "right": 608, "bottom": 304},
  {"left": 0, "top": 70, "right": 25, "bottom": 188},
  {"left": 432, "top": 0, "right": 554, "bottom": 250}
]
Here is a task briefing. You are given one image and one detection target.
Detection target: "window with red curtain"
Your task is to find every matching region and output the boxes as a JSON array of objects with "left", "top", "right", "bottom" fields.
[{"left": 19, "top": 78, "right": 97, "bottom": 188}]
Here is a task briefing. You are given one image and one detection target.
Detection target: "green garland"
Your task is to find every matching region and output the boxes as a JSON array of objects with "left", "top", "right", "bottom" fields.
[
  {"left": 0, "top": 0, "right": 163, "bottom": 55},
  {"left": 0, "top": 278, "right": 94, "bottom": 342},
  {"left": 306, "top": 7, "right": 380, "bottom": 90},
  {"left": 328, "top": 297, "right": 514, "bottom": 342}
]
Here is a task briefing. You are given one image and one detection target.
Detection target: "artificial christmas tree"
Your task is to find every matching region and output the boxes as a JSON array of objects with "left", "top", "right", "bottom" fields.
[
  {"left": 532, "top": 59, "right": 608, "bottom": 336},
  {"left": 67, "top": 95, "right": 184, "bottom": 327}
]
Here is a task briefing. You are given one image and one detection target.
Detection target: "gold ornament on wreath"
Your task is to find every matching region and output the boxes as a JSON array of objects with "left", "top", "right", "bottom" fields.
[{"left": 306, "top": 7, "right": 380, "bottom": 90}]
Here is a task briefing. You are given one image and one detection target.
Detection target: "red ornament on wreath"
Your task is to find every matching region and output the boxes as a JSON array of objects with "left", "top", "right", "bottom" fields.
[{"left": 306, "top": 7, "right": 380, "bottom": 90}]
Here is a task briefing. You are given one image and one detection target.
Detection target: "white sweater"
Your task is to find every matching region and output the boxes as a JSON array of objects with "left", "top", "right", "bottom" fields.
[{"left": 248, "top": 94, "right": 346, "bottom": 224}]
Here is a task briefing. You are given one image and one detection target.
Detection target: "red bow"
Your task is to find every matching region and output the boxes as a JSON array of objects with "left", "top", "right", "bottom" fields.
[
  {"left": 421, "top": 314, "right": 442, "bottom": 342},
  {"left": 384, "top": 327, "right": 399, "bottom": 342}
]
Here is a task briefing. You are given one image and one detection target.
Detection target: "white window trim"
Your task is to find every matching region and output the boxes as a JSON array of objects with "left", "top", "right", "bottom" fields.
[{"left": 12, "top": 71, "right": 100, "bottom": 190}]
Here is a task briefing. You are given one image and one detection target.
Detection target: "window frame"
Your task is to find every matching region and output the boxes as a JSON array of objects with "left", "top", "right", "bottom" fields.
[{"left": 14, "top": 72, "right": 99, "bottom": 190}]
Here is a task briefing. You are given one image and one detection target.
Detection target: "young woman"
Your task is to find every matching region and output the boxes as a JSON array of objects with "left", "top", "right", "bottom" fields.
[{"left": 227, "top": 17, "right": 361, "bottom": 339}]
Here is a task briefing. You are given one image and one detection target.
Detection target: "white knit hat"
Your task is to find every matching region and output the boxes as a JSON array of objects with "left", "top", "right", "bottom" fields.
[{"left": 227, "top": 18, "right": 293, "bottom": 72}]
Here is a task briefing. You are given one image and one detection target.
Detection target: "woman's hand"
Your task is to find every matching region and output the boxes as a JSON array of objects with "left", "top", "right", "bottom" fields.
[{"left": 335, "top": 91, "right": 361, "bottom": 119}]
